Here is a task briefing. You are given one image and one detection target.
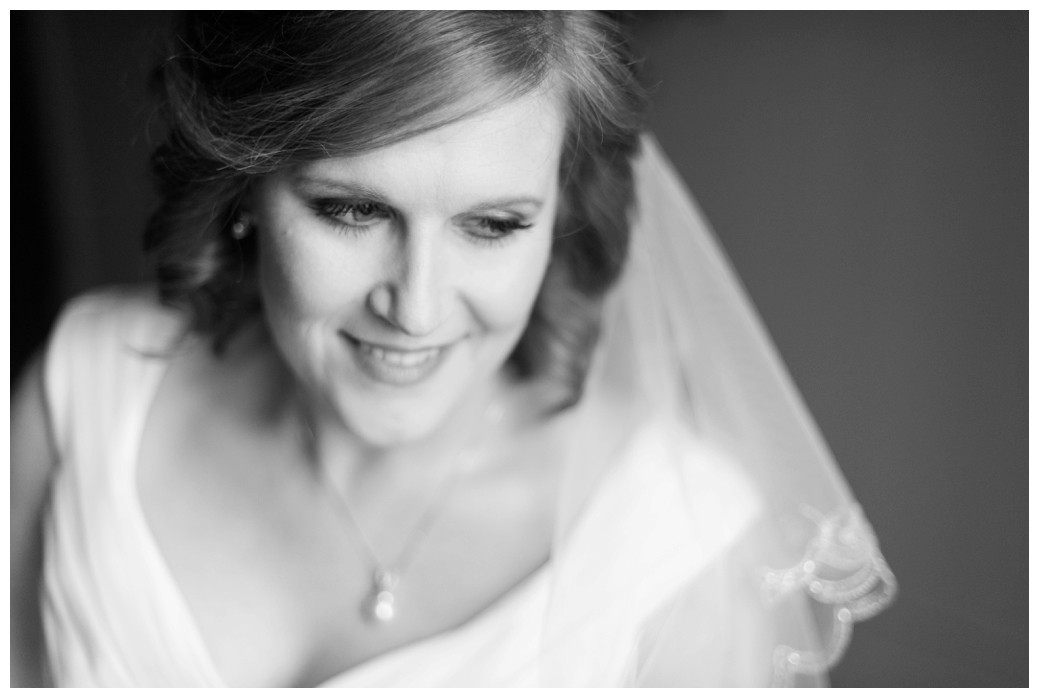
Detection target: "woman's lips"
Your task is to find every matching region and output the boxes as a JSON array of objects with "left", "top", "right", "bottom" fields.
[{"left": 339, "top": 331, "right": 452, "bottom": 386}]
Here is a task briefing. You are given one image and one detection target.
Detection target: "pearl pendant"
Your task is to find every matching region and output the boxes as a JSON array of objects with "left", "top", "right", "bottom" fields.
[
  {"left": 365, "top": 569, "right": 399, "bottom": 624},
  {"left": 369, "top": 590, "right": 395, "bottom": 622}
]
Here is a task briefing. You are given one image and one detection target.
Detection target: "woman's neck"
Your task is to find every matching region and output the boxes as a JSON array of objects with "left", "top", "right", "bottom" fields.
[{"left": 295, "top": 373, "right": 509, "bottom": 495}]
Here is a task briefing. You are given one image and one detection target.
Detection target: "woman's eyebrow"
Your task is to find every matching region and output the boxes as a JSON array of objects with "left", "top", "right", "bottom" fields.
[
  {"left": 290, "top": 173, "right": 387, "bottom": 200},
  {"left": 465, "top": 197, "right": 544, "bottom": 213},
  {"left": 292, "top": 173, "right": 544, "bottom": 213}
]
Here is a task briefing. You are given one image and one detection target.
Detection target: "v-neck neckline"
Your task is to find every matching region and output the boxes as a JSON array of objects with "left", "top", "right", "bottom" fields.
[{"left": 124, "top": 329, "right": 551, "bottom": 687}]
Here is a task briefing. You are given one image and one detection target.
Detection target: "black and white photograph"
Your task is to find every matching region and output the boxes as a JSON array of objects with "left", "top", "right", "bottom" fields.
[{"left": 9, "top": 10, "right": 1026, "bottom": 687}]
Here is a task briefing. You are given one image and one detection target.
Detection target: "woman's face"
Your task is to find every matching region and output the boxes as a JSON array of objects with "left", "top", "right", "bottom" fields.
[{"left": 251, "top": 91, "right": 565, "bottom": 446}]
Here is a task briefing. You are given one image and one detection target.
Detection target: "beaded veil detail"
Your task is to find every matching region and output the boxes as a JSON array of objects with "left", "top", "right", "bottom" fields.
[{"left": 763, "top": 504, "right": 897, "bottom": 685}]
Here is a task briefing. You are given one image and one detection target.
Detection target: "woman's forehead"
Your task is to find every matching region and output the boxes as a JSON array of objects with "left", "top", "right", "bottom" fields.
[{"left": 291, "top": 91, "right": 567, "bottom": 212}]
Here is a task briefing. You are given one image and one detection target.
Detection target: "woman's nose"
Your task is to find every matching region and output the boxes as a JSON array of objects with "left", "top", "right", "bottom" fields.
[{"left": 368, "top": 229, "right": 445, "bottom": 337}]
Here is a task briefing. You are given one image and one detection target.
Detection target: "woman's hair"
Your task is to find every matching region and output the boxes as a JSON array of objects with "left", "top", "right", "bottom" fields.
[{"left": 146, "top": 10, "right": 647, "bottom": 409}]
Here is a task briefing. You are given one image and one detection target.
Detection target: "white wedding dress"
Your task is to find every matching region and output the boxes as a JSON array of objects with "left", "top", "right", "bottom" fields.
[{"left": 42, "top": 288, "right": 766, "bottom": 687}]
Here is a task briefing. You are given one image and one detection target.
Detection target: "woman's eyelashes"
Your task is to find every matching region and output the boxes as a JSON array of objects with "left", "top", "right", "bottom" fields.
[
  {"left": 464, "top": 216, "right": 534, "bottom": 246},
  {"left": 312, "top": 199, "right": 391, "bottom": 231},
  {"left": 310, "top": 198, "right": 534, "bottom": 245}
]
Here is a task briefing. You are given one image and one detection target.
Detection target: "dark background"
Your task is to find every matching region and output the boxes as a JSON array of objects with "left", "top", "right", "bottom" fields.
[{"left": 10, "top": 11, "right": 1028, "bottom": 687}]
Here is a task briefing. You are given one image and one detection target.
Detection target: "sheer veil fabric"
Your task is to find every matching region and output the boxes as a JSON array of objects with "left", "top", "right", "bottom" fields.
[{"left": 540, "top": 136, "right": 896, "bottom": 686}]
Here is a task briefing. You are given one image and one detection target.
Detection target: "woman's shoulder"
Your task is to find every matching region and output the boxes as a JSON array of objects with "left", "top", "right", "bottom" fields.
[
  {"left": 612, "top": 410, "right": 764, "bottom": 545},
  {"left": 570, "top": 386, "right": 762, "bottom": 535},
  {"left": 550, "top": 406, "right": 766, "bottom": 645},
  {"left": 50, "top": 285, "right": 184, "bottom": 341},
  {"left": 43, "top": 285, "right": 192, "bottom": 375},
  {"left": 42, "top": 286, "right": 190, "bottom": 435},
  {"left": 636, "top": 414, "right": 759, "bottom": 497}
]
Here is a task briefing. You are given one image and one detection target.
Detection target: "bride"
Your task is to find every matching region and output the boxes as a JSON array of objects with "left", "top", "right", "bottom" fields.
[{"left": 11, "top": 11, "right": 895, "bottom": 687}]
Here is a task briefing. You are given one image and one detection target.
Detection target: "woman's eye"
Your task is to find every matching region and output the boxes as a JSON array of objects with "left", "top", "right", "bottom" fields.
[
  {"left": 466, "top": 217, "right": 533, "bottom": 245},
  {"left": 315, "top": 200, "right": 390, "bottom": 229}
]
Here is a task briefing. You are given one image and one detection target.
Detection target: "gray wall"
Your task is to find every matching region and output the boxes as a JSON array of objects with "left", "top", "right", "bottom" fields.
[
  {"left": 632, "top": 11, "right": 1026, "bottom": 687},
  {"left": 11, "top": 11, "right": 1027, "bottom": 687}
]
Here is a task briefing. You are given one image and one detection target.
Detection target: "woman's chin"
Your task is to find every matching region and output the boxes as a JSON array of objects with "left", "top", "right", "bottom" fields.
[
  {"left": 352, "top": 420, "right": 436, "bottom": 449},
  {"left": 335, "top": 402, "right": 453, "bottom": 450}
]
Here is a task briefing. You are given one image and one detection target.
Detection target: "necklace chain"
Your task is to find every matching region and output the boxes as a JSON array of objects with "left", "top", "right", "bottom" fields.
[{"left": 301, "top": 401, "right": 503, "bottom": 624}]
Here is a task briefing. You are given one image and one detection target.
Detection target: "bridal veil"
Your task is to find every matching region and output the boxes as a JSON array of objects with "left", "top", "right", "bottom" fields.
[{"left": 540, "top": 135, "right": 897, "bottom": 686}]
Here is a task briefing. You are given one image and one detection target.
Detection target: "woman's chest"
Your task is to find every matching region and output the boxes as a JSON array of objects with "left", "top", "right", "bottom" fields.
[
  {"left": 136, "top": 429, "right": 554, "bottom": 687},
  {"left": 130, "top": 343, "right": 557, "bottom": 686}
]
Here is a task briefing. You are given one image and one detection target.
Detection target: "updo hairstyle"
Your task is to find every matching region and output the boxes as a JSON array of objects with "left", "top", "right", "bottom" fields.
[{"left": 145, "top": 11, "right": 646, "bottom": 409}]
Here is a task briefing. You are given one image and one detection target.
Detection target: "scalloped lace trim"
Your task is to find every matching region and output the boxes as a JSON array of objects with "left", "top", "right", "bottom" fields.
[{"left": 761, "top": 504, "right": 897, "bottom": 686}]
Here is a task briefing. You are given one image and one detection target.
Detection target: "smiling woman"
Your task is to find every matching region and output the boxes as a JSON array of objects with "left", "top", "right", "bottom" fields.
[
  {"left": 11, "top": 11, "right": 895, "bottom": 687},
  {"left": 252, "top": 93, "right": 563, "bottom": 446}
]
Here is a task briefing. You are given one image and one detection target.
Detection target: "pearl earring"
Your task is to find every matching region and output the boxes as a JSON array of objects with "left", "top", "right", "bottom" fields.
[{"left": 231, "top": 216, "right": 249, "bottom": 240}]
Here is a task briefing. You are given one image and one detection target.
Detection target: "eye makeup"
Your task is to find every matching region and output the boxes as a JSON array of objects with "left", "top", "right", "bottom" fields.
[{"left": 292, "top": 171, "right": 543, "bottom": 245}]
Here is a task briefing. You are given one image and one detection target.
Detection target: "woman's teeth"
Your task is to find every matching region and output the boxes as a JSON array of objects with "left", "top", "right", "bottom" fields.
[
  {"left": 360, "top": 343, "right": 441, "bottom": 367},
  {"left": 344, "top": 331, "right": 451, "bottom": 386}
]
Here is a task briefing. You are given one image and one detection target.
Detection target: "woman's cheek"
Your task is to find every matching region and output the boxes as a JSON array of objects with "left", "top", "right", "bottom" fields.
[
  {"left": 262, "top": 226, "right": 359, "bottom": 323},
  {"left": 472, "top": 238, "right": 552, "bottom": 331}
]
